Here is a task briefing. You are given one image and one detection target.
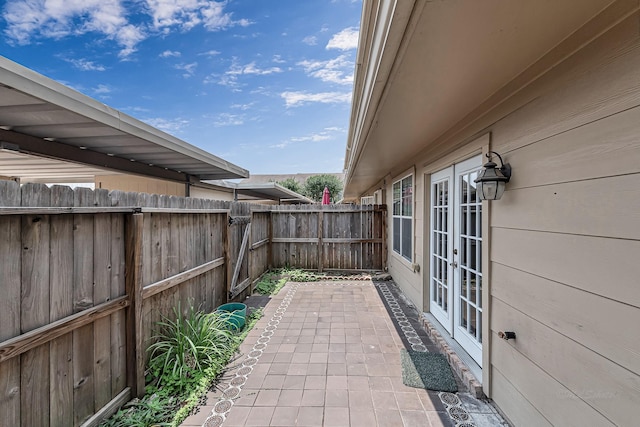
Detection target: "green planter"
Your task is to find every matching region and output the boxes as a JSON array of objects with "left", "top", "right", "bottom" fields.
[{"left": 216, "top": 303, "right": 247, "bottom": 330}]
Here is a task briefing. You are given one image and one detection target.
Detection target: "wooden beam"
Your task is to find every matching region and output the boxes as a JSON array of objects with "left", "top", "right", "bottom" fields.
[
  {"left": 79, "top": 388, "right": 131, "bottom": 427},
  {"left": 125, "top": 213, "right": 145, "bottom": 398},
  {"left": 271, "top": 237, "right": 383, "bottom": 244},
  {"left": 0, "top": 297, "right": 128, "bottom": 363},
  {"left": 139, "top": 208, "right": 229, "bottom": 214},
  {"left": 0, "top": 207, "right": 138, "bottom": 215},
  {"left": 250, "top": 237, "right": 270, "bottom": 251},
  {"left": 230, "top": 222, "right": 251, "bottom": 295},
  {"left": 142, "top": 257, "right": 225, "bottom": 299}
]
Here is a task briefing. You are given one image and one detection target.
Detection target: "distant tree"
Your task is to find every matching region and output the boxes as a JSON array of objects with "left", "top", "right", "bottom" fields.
[
  {"left": 303, "top": 174, "right": 343, "bottom": 203},
  {"left": 276, "top": 178, "right": 302, "bottom": 194}
]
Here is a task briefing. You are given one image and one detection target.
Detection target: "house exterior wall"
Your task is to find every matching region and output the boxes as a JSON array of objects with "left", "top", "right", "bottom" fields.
[
  {"left": 189, "top": 185, "right": 235, "bottom": 201},
  {"left": 96, "top": 174, "right": 186, "bottom": 197},
  {"left": 382, "top": 11, "right": 640, "bottom": 427}
]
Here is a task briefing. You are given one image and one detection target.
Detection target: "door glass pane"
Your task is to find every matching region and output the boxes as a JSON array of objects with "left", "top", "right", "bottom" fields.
[
  {"left": 401, "top": 218, "right": 412, "bottom": 260},
  {"left": 393, "top": 217, "right": 400, "bottom": 253}
]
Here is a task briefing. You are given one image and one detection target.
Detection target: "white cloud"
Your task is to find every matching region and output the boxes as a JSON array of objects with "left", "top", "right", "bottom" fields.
[
  {"left": 145, "top": 0, "right": 251, "bottom": 31},
  {"left": 271, "top": 128, "right": 340, "bottom": 149},
  {"left": 199, "top": 49, "right": 221, "bottom": 57},
  {"left": 175, "top": 62, "right": 198, "bottom": 77},
  {"left": 143, "top": 117, "right": 189, "bottom": 132},
  {"left": 2, "top": 0, "right": 249, "bottom": 58},
  {"left": 280, "top": 91, "right": 352, "bottom": 107},
  {"left": 212, "top": 113, "right": 244, "bottom": 127},
  {"left": 298, "top": 55, "right": 354, "bottom": 85},
  {"left": 227, "top": 61, "right": 282, "bottom": 76},
  {"left": 93, "top": 84, "right": 112, "bottom": 94},
  {"left": 66, "top": 58, "right": 106, "bottom": 71},
  {"left": 160, "top": 50, "right": 181, "bottom": 58},
  {"left": 326, "top": 27, "right": 359, "bottom": 50},
  {"left": 302, "top": 35, "right": 317, "bottom": 46},
  {"left": 231, "top": 102, "right": 255, "bottom": 111},
  {"left": 212, "top": 59, "right": 282, "bottom": 90},
  {"left": 2, "top": 0, "right": 144, "bottom": 58},
  {"left": 272, "top": 55, "right": 286, "bottom": 64}
]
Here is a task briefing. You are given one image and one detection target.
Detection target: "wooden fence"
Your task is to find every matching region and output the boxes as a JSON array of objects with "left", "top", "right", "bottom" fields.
[
  {"left": 271, "top": 204, "right": 386, "bottom": 271},
  {"left": 0, "top": 181, "right": 385, "bottom": 427}
]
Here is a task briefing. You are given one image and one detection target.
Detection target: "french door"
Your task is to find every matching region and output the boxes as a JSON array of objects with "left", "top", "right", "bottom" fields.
[{"left": 429, "top": 156, "right": 483, "bottom": 365}]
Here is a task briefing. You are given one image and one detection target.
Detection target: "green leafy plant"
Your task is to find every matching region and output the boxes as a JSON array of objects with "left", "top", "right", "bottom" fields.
[
  {"left": 102, "top": 303, "right": 264, "bottom": 427},
  {"left": 279, "top": 267, "right": 323, "bottom": 282},
  {"left": 254, "top": 272, "right": 287, "bottom": 295},
  {"left": 275, "top": 177, "right": 302, "bottom": 194},
  {"left": 146, "top": 304, "right": 234, "bottom": 394}
]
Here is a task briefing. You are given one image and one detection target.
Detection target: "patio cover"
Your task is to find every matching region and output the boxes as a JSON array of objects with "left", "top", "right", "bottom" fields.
[{"left": 0, "top": 55, "right": 248, "bottom": 184}]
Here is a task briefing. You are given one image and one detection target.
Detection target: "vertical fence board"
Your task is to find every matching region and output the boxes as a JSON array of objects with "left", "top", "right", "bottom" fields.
[
  {"left": 20, "top": 183, "right": 51, "bottom": 427},
  {"left": 93, "top": 189, "right": 112, "bottom": 411},
  {"left": 0, "top": 180, "right": 21, "bottom": 424},
  {"left": 49, "top": 185, "right": 74, "bottom": 427},
  {"left": 125, "top": 213, "right": 145, "bottom": 398},
  {"left": 110, "top": 205, "right": 127, "bottom": 397},
  {"left": 73, "top": 188, "right": 95, "bottom": 426}
]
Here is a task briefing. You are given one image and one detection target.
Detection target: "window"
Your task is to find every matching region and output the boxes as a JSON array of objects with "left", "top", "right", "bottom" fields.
[{"left": 392, "top": 175, "right": 413, "bottom": 261}]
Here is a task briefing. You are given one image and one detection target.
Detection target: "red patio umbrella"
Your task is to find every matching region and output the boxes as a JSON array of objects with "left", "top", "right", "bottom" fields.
[{"left": 321, "top": 186, "right": 331, "bottom": 205}]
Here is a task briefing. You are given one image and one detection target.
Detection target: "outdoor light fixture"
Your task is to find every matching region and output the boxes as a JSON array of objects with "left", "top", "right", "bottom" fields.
[{"left": 474, "top": 151, "right": 511, "bottom": 200}]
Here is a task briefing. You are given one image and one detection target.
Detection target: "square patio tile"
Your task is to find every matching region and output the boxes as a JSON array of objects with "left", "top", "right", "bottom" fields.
[
  {"left": 304, "top": 375, "right": 327, "bottom": 389},
  {"left": 323, "top": 407, "right": 350, "bottom": 426},
  {"left": 350, "top": 408, "right": 378, "bottom": 427},
  {"left": 400, "top": 410, "right": 431, "bottom": 427},
  {"left": 372, "top": 391, "right": 398, "bottom": 410},
  {"left": 309, "top": 352, "right": 328, "bottom": 363},
  {"left": 261, "top": 374, "right": 286, "bottom": 389},
  {"left": 287, "top": 363, "right": 308, "bottom": 376},
  {"left": 369, "top": 376, "right": 393, "bottom": 391},
  {"left": 395, "top": 391, "right": 424, "bottom": 411},
  {"left": 346, "top": 363, "right": 368, "bottom": 376},
  {"left": 348, "top": 390, "right": 373, "bottom": 408},
  {"left": 325, "top": 389, "right": 349, "bottom": 407},
  {"left": 291, "top": 352, "right": 311, "bottom": 363},
  {"left": 268, "top": 363, "right": 290, "bottom": 375},
  {"left": 254, "top": 389, "right": 281, "bottom": 406},
  {"left": 283, "top": 375, "right": 306, "bottom": 390},
  {"left": 245, "top": 407, "right": 275, "bottom": 426},
  {"left": 277, "top": 389, "right": 303, "bottom": 406},
  {"left": 327, "top": 352, "right": 346, "bottom": 364},
  {"left": 270, "top": 407, "right": 299, "bottom": 426},
  {"left": 300, "top": 389, "right": 325, "bottom": 406},
  {"left": 223, "top": 406, "right": 251, "bottom": 426},
  {"left": 375, "top": 409, "right": 404, "bottom": 427},
  {"left": 326, "top": 375, "right": 348, "bottom": 389},
  {"left": 273, "top": 352, "right": 294, "bottom": 363},
  {"left": 347, "top": 376, "right": 369, "bottom": 390},
  {"left": 327, "top": 363, "right": 347, "bottom": 376},
  {"left": 297, "top": 407, "right": 324, "bottom": 426}
]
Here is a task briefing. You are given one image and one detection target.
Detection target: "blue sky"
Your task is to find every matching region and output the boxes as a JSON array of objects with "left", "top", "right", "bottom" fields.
[{"left": 0, "top": 0, "right": 362, "bottom": 175}]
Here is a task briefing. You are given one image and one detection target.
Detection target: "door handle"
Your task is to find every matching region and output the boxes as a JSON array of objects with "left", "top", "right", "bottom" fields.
[{"left": 450, "top": 261, "right": 458, "bottom": 268}]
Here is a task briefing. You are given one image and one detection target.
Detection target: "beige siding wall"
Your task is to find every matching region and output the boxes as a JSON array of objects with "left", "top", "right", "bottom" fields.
[
  {"left": 189, "top": 186, "right": 234, "bottom": 201},
  {"left": 96, "top": 174, "right": 185, "bottom": 196},
  {"left": 382, "top": 10, "right": 640, "bottom": 426},
  {"left": 486, "top": 12, "right": 640, "bottom": 426}
]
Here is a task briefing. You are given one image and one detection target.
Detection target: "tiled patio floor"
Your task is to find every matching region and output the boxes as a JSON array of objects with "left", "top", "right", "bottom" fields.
[{"left": 181, "top": 280, "right": 507, "bottom": 427}]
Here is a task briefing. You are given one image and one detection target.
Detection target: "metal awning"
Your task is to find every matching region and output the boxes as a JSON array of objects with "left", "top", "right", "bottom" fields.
[
  {"left": 0, "top": 55, "right": 248, "bottom": 183},
  {"left": 203, "top": 180, "right": 314, "bottom": 204}
]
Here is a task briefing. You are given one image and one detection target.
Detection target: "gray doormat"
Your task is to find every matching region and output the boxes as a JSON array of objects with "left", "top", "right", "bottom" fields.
[{"left": 400, "top": 349, "right": 458, "bottom": 392}]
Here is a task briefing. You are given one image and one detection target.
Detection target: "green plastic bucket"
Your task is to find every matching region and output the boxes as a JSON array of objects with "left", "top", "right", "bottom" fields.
[{"left": 216, "top": 302, "right": 247, "bottom": 330}]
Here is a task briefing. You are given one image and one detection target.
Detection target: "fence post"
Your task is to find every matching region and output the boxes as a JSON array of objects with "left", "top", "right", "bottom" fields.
[
  {"left": 268, "top": 210, "right": 273, "bottom": 270},
  {"left": 225, "top": 211, "right": 231, "bottom": 303},
  {"left": 125, "top": 212, "right": 145, "bottom": 398},
  {"left": 317, "top": 210, "right": 324, "bottom": 272}
]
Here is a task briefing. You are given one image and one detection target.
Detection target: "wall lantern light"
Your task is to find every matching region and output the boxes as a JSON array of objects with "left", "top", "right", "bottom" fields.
[{"left": 474, "top": 151, "right": 511, "bottom": 200}]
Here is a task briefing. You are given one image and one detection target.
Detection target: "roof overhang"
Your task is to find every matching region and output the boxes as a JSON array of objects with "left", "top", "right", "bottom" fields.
[
  {"left": 0, "top": 55, "right": 249, "bottom": 183},
  {"left": 344, "top": 0, "right": 626, "bottom": 199},
  {"left": 202, "top": 180, "right": 314, "bottom": 204}
]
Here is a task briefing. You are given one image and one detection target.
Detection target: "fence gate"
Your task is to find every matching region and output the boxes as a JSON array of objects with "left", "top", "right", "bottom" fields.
[{"left": 228, "top": 215, "right": 251, "bottom": 299}]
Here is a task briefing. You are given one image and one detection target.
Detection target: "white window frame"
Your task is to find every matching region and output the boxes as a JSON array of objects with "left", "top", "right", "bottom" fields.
[{"left": 392, "top": 174, "right": 413, "bottom": 262}]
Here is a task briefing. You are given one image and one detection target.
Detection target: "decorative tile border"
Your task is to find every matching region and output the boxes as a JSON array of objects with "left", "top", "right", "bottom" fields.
[
  {"left": 203, "top": 283, "right": 301, "bottom": 427},
  {"left": 375, "top": 282, "right": 477, "bottom": 427}
]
